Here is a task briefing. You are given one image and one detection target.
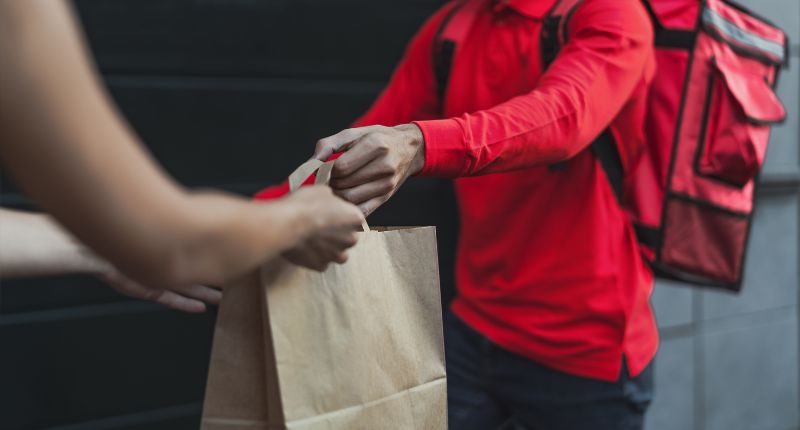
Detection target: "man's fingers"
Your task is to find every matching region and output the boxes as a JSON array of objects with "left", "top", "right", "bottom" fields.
[
  {"left": 332, "top": 134, "right": 387, "bottom": 178},
  {"left": 314, "top": 141, "right": 338, "bottom": 162},
  {"left": 357, "top": 196, "right": 389, "bottom": 217},
  {"left": 155, "top": 290, "right": 207, "bottom": 313},
  {"left": 329, "top": 158, "right": 394, "bottom": 190},
  {"left": 314, "top": 126, "right": 380, "bottom": 160},
  {"left": 333, "top": 179, "right": 393, "bottom": 206}
]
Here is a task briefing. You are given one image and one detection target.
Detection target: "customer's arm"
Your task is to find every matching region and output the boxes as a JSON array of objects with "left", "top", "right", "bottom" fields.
[
  {"left": 0, "top": 208, "right": 110, "bottom": 278},
  {"left": 0, "top": 0, "right": 363, "bottom": 288},
  {"left": 0, "top": 208, "right": 223, "bottom": 313}
]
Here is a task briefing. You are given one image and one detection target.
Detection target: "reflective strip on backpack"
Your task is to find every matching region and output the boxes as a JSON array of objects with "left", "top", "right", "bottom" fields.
[{"left": 702, "top": 8, "right": 785, "bottom": 63}]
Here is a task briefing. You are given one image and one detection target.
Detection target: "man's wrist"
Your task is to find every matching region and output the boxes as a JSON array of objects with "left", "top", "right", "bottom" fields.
[{"left": 394, "top": 123, "right": 426, "bottom": 175}]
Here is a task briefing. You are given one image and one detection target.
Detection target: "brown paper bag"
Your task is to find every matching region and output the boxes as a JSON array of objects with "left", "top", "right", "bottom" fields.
[{"left": 201, "top": 160, "right": 447, "bottom": 430}]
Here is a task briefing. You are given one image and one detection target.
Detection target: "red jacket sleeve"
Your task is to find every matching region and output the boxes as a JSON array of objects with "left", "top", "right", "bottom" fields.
[
  {"left": 414, "top": 0, "right": 655, "bottom": 178},
  {"left": 352, "top": 3, "right": 457, "bottom": 128}
]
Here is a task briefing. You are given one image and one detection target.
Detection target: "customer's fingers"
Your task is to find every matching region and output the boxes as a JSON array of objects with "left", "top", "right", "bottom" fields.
[
  {"left": 174, "top": 284, "right": 222, "bottom": 305},
  {"left": 313, "top": 227, "right": 358, "bottom": 246},
  {"left": 334, "top": 251, "right": 349, "bottom": 264},
  {"left": 103, "top": 272, "right": 216, "bottom": 312},
  {"left": 284, "top": 242, "right": 328, "bottom": 272},
  {"left": 154, "top": 290, "right": 207, "bottom": 313},
  {"left": 305, "top": 239, "right": 350, "bottom": 268}
]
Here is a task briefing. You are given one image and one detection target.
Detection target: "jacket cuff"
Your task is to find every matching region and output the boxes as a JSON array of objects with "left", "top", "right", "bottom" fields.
[{"left": 413, "top": 119, "right": 467, "bottom": 178}]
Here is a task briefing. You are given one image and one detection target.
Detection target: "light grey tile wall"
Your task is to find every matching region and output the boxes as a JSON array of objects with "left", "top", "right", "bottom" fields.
[
  {"left": 765, "top": 63, "right": 799, "bottom": 175},
  {"left": 702, "top": 312, "right": 799, "bottom": 430},
  {"left": 645, "top": 336, "right": 695, "bottom": 430},
  {"left": 652, "top": 280, "right": 694, "bottom": 329},
  {"left": 701, "top": 195, "right": 799, "bottom": 321}
]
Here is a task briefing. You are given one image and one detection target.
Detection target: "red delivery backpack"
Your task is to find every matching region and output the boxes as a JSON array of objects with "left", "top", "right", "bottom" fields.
[{"left": 434, "top": 0, "right": 788, "bottom": 291}]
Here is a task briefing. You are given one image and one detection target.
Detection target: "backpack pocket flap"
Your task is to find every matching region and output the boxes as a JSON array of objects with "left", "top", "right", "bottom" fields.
[
  {"left": 714, "top": 57, "right": 785, "bottom": 124},
  {"left": 696, "top": 58, "right": 781, "bottom": 187}
]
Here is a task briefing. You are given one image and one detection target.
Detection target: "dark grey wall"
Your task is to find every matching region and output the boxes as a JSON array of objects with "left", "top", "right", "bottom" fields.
[
  {"left": 1, "top": 1, "right": 797, "bottom": 430},
  {"left": 0, "top": 1, "right": 453, "bottom": 429}
]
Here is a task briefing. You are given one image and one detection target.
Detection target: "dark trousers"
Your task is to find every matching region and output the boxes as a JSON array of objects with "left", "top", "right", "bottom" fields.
[{"left": 445, "top": 311, "right": 654, "bottom": 430}]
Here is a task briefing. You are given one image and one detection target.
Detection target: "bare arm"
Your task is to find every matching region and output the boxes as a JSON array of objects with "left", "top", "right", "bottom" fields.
[
  {"left": 0, "top": 1, "right": 363, "bottom": 287},
  {"left": 0, "top": 208, "right": 109, "bottom": 278},
  {"left": 0, "top": 208, "right": 225, "bottom": 313}
]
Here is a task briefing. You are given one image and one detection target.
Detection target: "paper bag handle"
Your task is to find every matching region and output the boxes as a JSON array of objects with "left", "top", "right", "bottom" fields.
[{"left": 287, "top": 159, "right": 370, "bottom": 232}]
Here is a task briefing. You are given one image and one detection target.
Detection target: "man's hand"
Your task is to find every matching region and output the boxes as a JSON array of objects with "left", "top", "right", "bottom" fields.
[
  {"left": 101, "top": 270, "right": 222, "bottom": 313},
  {"left": 314, "top": 124, "right": 425, "bottom": 216}
]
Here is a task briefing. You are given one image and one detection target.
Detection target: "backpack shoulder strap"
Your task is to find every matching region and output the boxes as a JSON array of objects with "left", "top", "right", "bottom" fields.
[
  {"left": 540, "top": 0, "right": 584, "bottom": 69},
  {"left": 433, "top": 0, "right": 485, "bottom": 106}
]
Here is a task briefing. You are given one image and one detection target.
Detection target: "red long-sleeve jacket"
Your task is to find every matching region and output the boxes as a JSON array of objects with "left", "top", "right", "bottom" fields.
[{"left": 354, "top": 0, "right": 658, "bottom": 381}]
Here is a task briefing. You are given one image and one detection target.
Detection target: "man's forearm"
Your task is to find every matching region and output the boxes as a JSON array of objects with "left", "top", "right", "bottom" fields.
[{"left": 0, "top": 209, "right": 111, "bottom": 278}]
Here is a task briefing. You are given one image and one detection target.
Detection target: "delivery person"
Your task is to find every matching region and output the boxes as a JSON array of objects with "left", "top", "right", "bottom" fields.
[{"left": 313, "top": 0, "right": 657, "bottom": 428}]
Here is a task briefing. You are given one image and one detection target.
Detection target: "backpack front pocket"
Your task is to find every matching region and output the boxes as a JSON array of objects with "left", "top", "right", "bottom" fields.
[{"left": 695, "top": 56, "right": 785, "bottom": 186}]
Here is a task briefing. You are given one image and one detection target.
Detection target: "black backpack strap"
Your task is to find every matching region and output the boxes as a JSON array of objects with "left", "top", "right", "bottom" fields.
[
  {"left": 433, "top": 0, "right": 483, "bottom": 111},
  {"left": 590, "top": 131, "right": 625, "bottom": 203},
  {"left": 640, "top": 0, "right": 696, "bottom": 50},
  {"left": 434, "top": 40, "right": 456, "bottom": 103},
  {"left": 433, "top": 4, "right": 463, "bottom": 104},
  {"left": 541, "top": 0, "right": 582, "bottom": 172}
]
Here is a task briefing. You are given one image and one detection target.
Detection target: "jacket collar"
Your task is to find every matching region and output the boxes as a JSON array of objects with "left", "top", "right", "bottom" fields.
[{"left": 493, "top": 0, "right": 557, "bottom": 19}]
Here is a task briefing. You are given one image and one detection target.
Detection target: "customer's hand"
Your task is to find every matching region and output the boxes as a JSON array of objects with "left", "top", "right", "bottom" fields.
[
  {"left": 281, "top": 185, "right": 363, "bottom": 271},
  {"left": 282, "top": 226, "right": 359, "bottom": 271},
  {"left": 313, "top": 124, "right": 425, "bottom": 216},
  {"left": 101, "top": 270, "right": 222, "bottom": 313}
]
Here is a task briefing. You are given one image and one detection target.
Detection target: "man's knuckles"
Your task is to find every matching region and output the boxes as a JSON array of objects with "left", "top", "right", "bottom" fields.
[{"left": 380, "top": 177, "right": 397, "bottom": 193}]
